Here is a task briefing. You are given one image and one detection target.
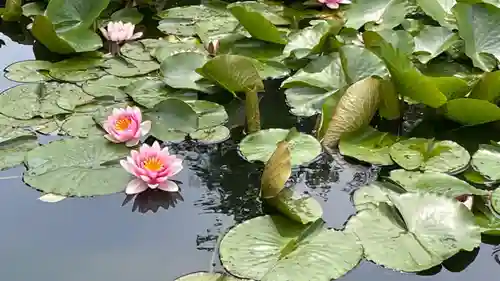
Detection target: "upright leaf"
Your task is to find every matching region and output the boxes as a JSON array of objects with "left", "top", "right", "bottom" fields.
[
  {"left": 416, "top": 0, "right": 457, "bottom": 29},
  {"left": 344, "top": 0, "right": 410, "bottom": 30},
  {"left": 413, "top": 26, "right": 460, "bottom": 64},
  {"left": 444, "top": 98, "right": 500, "bottom": 125}
]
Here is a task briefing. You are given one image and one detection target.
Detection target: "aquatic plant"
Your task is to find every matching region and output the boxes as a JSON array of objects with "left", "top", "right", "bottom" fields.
[
  {"left": 100, "top": 21, "right": 143, "bottom": 44},
  {"left": 103, "top": 106, "right": 151, "bottom": 146}
]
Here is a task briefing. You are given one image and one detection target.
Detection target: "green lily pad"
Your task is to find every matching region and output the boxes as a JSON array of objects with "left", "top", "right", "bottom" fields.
[
  {"left": 284, "top": 87, "right": 334, "bottom": 117},
  {"left": 161, "top": 52, "right": 212, "bottom": 92},
  {"left": 468, "top": 71, "right": 500, "bottom": 103},
  {"left": 413, "top": 25, "right": 460, "bottom": 64},
  {"left": 24, "top": 137, "right": 131, "bottom": 197},
  {"left": 344, "top": 0, "right": 410, "bottom": 30},
  {"left": 49, "top": 67, "right": 106, "bottom": 82},
  {"left": 283, "top": 21, "right": 332, "bottom": 59},
  {"left": 188, "top": 100, "right": 228, "bottom": 129},
  {"left": 352, "top": 181, "right": 406, "bottom": 211},
  {"left": 60, "top": 114, "right": 103, "bottom": 138},
  {"left": 238, "top": 128, "right": 321, "bottom": 166},
  {"left": 198, "top": 54, "right": 264, "bottom": 94},
  {"left": 220, "top": 215, "right": 362, "bottom": 281},
  {"left": 444, "top": 98, "right": 500, "bottom": 126},
  {"left": 125, "top": 79, "right": 197, "bottom": 109},
  {"left": 267, "top": 189, "right": 323, "bottom": 224},
  {"left": 175, "top": 272, "right": 250, "bottom": 281},
  {"left": 417, "top": 0, "right": 457, "bottom": 29},
  {"left": 82, "top": 75, "right": 136, "bottom": 100},
  {"left": 145, "top": 98, "right": 199, "bottom": 141},
  {"left": 0, "top": 126, "right": 39, "bottom": 171},
  {"left": 475, "top": 207, "right": 500, "bottom": 236},
  {"left": 102, "top": 57, "right": 160, "bottom": 77},
  {"left": 339, "top": 45, "right": 388, "bottom": 84},
  {"left": 153, "top": 42, "right": 206, "bottom": 62},
  {"left": 339, "top": 126, "right": 398, "bottom": 166},
  {"left": 454, "top": 3, "right": 500, "bottom": 71},
  {"left": 389, "top": 169, "right": 489, "bottom": 198},
  {"left": 346, "top": 193, "right": 481, "bottom": 272},
  {"left": 281, "top": 53, "right": 347, "bottom": 92},
  {"left": 120, "top": 41, "right": 153, "bottom": 61},
  {"left": 253, "top": 60, "right": 290, "bottom": 80},
  {"left": 110, "top": 7, "right": 143, "bottom": 24},
  {"left": 189, "top": 126, "right": 230, "bottom": 144},
  {"left": 471, "top": 144, "right": 500, "bottom": 181},
  {"left": 491, "top": 188, "right": 500, "bottom": 216},
  {"left": 389, "top": 138, "right": 470, "bottom": 174},
  {"left": 4, "top": 60, "right": 52, "bottom": 83}
]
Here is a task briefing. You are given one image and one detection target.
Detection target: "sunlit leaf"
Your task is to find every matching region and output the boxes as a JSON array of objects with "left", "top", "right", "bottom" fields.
[
  {"left": 444, "top": 98, "right": 500, "bottom": 125},
  {"left": 189, "top": 126, "right": 230, "bottom": 144},
  {"left": 322, "top": 77, "right": 381, "bottom": 149},
  {"left": 416, "top": 0, "right": 457, "bottom": 29},
  {"left": 344, "top": 0, "right": 410, "bottom": 30},
  {"left": 4, "top": 60, "right": 52, "bottom": 83},
  {"left": 413, "top": 25, "right": 460, "bottom": 64},
  {"left": 102, "top": 57, "right": 160, "bottom": 77},
  {"left": 339, "top": 45, "right": 388, "bottom": 84},
  {"left": 339, "top": 126, "right": 398, "bottom": 165},
  {"left": 471, "top": 144, "right": 500, "bottom": 181},
  {"left": 125, "top": 78, "right": 196, "bottom": 109},
  {"left": 468, "top": 71, "right": 500, "bottom": 103},
  {"left": 283, "top": 21, "right": 333, "bottom": 59},
  {"left": 82, "top": 75, "right": 136, "bottom": 100},
  {"left": 267, "top": 189, "right": 323, "bottom": 224},
  {"left": 285, "top": 87, "right": 335, "bottom": 117}
]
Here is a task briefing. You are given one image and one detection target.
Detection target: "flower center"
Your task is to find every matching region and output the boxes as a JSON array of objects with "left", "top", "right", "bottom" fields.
[
  {"left": 143, "top": 157, "right": 163, "bottom": 172},
  {"left": 114, "top": 117, "right": 132, "bottom": 131}
]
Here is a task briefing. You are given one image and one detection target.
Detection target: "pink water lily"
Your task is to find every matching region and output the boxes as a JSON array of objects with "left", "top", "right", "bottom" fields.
[
  {"left": 120, "top": 142, "right": 183, "bottom": 195},
  {"left": 103, "top": 106, "right": 151, "bottom": 147},
  {"left": 318, "top": 0, "right": 351, "bottom": 9},
  {"left": 100, "top": 21, "right": 143, "bottom": 44}
]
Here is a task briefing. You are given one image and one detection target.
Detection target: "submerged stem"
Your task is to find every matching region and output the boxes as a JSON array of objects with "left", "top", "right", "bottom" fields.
[{"left": 245, "top": 90, "right": 261, "bottom": 133}]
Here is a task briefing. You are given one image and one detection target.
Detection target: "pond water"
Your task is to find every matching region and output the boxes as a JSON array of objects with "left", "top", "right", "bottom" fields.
[{"left": 1, "top": 17, "right": 500, "bottom": 281}]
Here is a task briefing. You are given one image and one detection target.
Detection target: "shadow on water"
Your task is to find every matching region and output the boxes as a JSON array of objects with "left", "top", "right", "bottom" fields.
[{"left": 1, "top": 16, "right": 500, "bottom": 281}]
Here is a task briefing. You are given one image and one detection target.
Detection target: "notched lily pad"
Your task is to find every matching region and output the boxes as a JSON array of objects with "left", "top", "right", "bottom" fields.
[{"left": 4, "top": 60, "right": 52, "bottom": 82}]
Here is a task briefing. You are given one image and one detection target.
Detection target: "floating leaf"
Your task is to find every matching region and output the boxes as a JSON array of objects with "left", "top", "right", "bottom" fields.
[
  {"left": 281, "top": 53, "right": 346, "bottom": 92},
  {"left": 120, "top": 42, "right": 152, "bottom": 61},
  {"left": 4, "top": 60, "right": 52, "bottom": 83},
  {"left": 189, "top": 126, "right": 230, "bottom": 144},
  {"left": 347, "top": 193, "right": 481, "bottom": 272},
  {"left": 492, "top": 188, "right": 500, "bottom": 215},
  {"left": 125, "top": 79, "right": 193, "bottom": 109},
  {"left": 389, "top": 169, "right": 488, "bottom": 198},
  {"left": 417, "top": 0, "right": 457, "bottom": 29},
  {"left": 24, "top": 137, "right": 130, "bottom": 197},
  {"left": 284, "top": 87, "right": 335, "bottom": 117},
  {"left": 60, "top": 114, "right": 103, "bottom": 138},
  {"left": 82, "top": 75, "right": 136, "bottom": 100},
  {"left": 444, "top": 98, "right": 500, "bottom": 125},
  {"left": 454, "top": 3, "right": 500, "bottom": 71},
  {"left": 38, "top": 193, "right": 67, "bottom": 203},
  {"left": 344, "top": 0, "right": 410, "bottom": 30},
  {"left": 145, "top": 98, "right": 199, "bottom": 141},
  {"left": 102, "top": 57, "right": 160, "bottom": 77},
  {"left": 413, "top": 26, "right": 460, "bottom": 64},
  {"left": 198, "top": 54, "right": 264, "bottom": 94},
  {"left": 339, "top": 126, "right": 398, "bottom": 165},
  {"left": 283, "top": 21, "right": 333, "bottom": 59},
  {"left": 363, "top": 31, "right": 448, "bottom": 108},
  {"left": 228, "top": 3, "right": 287, "bottom": 45},
  {"left": 174, "top": 272, "right": 250, "bottom": 281},
  {"left": 0, "top": 126, "right": 38, "bottom": 171},
  {"left": 239, "top": 128, "right": 321, "bottom": 166},
  {"left": 471, "top": 144, "right": 500, "bottom": 181},
  {"left": 267, "top": 189, "right": 323, "bottom": 224},
  {"left": 389, "top": 138, "right": 470, "bottom": 174},
  {"left": 220, "top": 215, "right": 362, "bottom": 281},
  {"left": 49, "top": 67, "right": 106, "bottom": 82},
  {"left": 188, "top": 100, "right": 228, "bottom": 129},
  {"left": 161, "top": 52, "right": 212, "bottom": 92},
  {"left": 352, "top": 181, "right": 405, "bottom": 211},
  {"left": 322, "top": 77, "right": 381, "bottom": 148},
  {"left": 339, "top": 45, "right": 388, "bottom": 84}
]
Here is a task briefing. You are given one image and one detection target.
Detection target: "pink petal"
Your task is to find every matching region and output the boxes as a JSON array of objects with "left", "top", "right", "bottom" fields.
[
  {"left": 131, "top": 150, "right": 141, "bottom": 163},
  {"left": 120, "top": 159, "right": 134, "bottom": 175},
  {"left": 161, "top": 146, "right": 170, "bottom": 154},
  {"left": 158, "top": 180, "right": 179, "bottom": 192},
  {"left": 125, "top": 138, "right": 140, "bottom": 147},
  {"left": 148, "top": 183, "right": 159, "bottom": 189},
  {"left": 326, "top": 2, "right": 339, "bottom": 9},
  {"left": 152, "top": 141, "right": 161, "bottom": 152},
  {"left": 130, "top": 32, "right": 143, "bottom": 40},
  {"left": 125, "top": 179, "right": 148, "bottom": 195},
  {"left": 140, "top": 121, "right": 151, "bottom": 136}
]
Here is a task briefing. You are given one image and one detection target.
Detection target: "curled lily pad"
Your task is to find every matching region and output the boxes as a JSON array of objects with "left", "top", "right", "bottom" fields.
[
  {"left": 389, "top": 138, "right": 470, "bottom": 174},
  {"left": 238, "top": 128, "right": 321, "bottom": 166},
  {"left": 24, "top": 137, "right": 131, "bottom": 197},
  {"left": 174, "top": 272, "right": 250, "bottom": 281},
  {"left": 339, "top": 126, "right": 398, "bottom": 166},
  {"left": 4, "top": 60, "right": 52, "bottom": 83},
  {"left": 267, "top": 189, "right": 323, "bottom": 224},
  {"left": 220, "top": 215, "right": 362, "bottom": 281},
  {"left": 346, "top": 193, "right": 481, "bottom": 272},
  {"left": 471, "top": 144, "right": 500, "bottom": 181},
  {"left": 389, "top": 169, "right": 489, "bottom": 198}
]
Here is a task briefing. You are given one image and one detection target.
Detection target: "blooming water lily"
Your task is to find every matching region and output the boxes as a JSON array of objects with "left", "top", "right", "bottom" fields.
[
  {"left": 318, "top": 0, "right": 351, "bottom": 9},
  {"left": 120, "top": 142, "right": 183, "bottom": 195},
  {"left": 100, "top": 21, "right": 143, "bottom": 44},
  {"left": 103, "top": 106, "right": 151, "bottom": 147}
]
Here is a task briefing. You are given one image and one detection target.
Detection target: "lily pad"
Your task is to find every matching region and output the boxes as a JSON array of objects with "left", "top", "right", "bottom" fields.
[
  {"left": 352, "top": 181, "right": 406, "bottom": 211},
  {"left": 82, "top": 75, "right": 135, "bottom": 100},
  {"left": 389, "top": 169, "right": 489, "bottom": 198},
  {"left": 471, "top": 144, "right": 500, "bottom": 181},
  {"left": 189, "top": 126, "right": 230, "bottom": 144},
  {"left": 60, "top": 114, "right": 103, "bottom": 138},
  {"left": 4, "top": 60, "right": 52, "bottom": 83},
  {"left": 444, "top": 98, "right": 500, "bottom": 125},
  {"left": 125, "top": 79, "right": 196, "bottom": 109},
  {"left": 344, "top": 0, "right": 410, "bottom": 30},
  {"left": 413, "top": 25, "right": 460, "bottom": 64},
  {"left": 0, "top": 126, "right": 39, "bottom": 171},
  {"left": 198, "top": 54, "right": 264, "bottom": 94},
  {"left": 284, "top": 87, "right": 335, "bottom": 117},
  {"left": 175, "top": 272, "right": 250, "bottom": 281},
  {"left": 161, "top": 52, "right": 211, "bottom": 91},
  {"left": 389, "top": 138, "right": 470, "bottom": 174},
  {"left": 283, "top": 21, "right": 332, "bottom": 59},
  {"left": 120, "top": 42, "right": 153, "bottom": 61},
  {"left": 339, "top": 126, "right": 398, "bottom": 166},
  {"left": 24, "top": 137, "right": 131, "bottom": 197},
  {"left": 188, "top": 100, "right": 229, "bottom": 129},
  {"left": 267, "top": 189, "right": 323, "bottom": 224},
  {"left": 492, "top": 188, "right": 500, "bottom": 215},
  {"left": 238, "top": 128, "right": 321, "bottom": 166},
  {"left": 220, "top": 215, "right": 362, "bottom": 281},
  {"left": 339, "top": 45, "right": 388, "bottom": 84},
  {"left": 49, "top": 67, "right": 106, "bottom": 82},
  {"left": 346, "top": 193, "right": 481, "bottom": 272},
  {"left": 417, "top": 0, "right": 457, "bottom": 29},
  {"left": 102, "top": 57, "right": 160, "bottom": 77}
]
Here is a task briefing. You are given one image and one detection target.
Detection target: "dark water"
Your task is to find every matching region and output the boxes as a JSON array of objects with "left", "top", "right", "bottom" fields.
[{"left": 1, "top": 25, "right": 500, "bottom": 281}]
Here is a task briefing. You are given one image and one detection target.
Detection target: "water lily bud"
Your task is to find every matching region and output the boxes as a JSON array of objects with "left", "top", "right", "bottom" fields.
[
  {"left": 317, "top": 0, "right": 352, "bottom": 9},
  {"left": 207, "top": 39, "right": 220, "bottom": 56},
  {"left": 99, "top": 21, "right": 143, "bottom": 44}
]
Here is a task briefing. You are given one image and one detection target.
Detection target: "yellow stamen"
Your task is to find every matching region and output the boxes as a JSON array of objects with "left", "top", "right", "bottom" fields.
[
  {"left": 114, "top": 117, "right": 132, "bottom": 131},
  {"left": 143, "top": 157, "right": 163, "bottom": 172}
]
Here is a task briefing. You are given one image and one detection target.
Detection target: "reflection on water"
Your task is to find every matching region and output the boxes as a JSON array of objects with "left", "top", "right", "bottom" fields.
[{"left": 1, "top": 24, "right": 500, "bottom": 281}]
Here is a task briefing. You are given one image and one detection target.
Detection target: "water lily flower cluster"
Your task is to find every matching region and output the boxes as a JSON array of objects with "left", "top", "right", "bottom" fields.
[
  {"left": 318, "top": 0, "right": 351, "bottom": 9},
  {"left": 103, "top": 106, "right": 151, "bottom": 147},
  {"left": 120, "top": 142, "right": 183, "bottom": 194},
  {"left": 100, "top": 21, "right": 143, "bottom": 44}
]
